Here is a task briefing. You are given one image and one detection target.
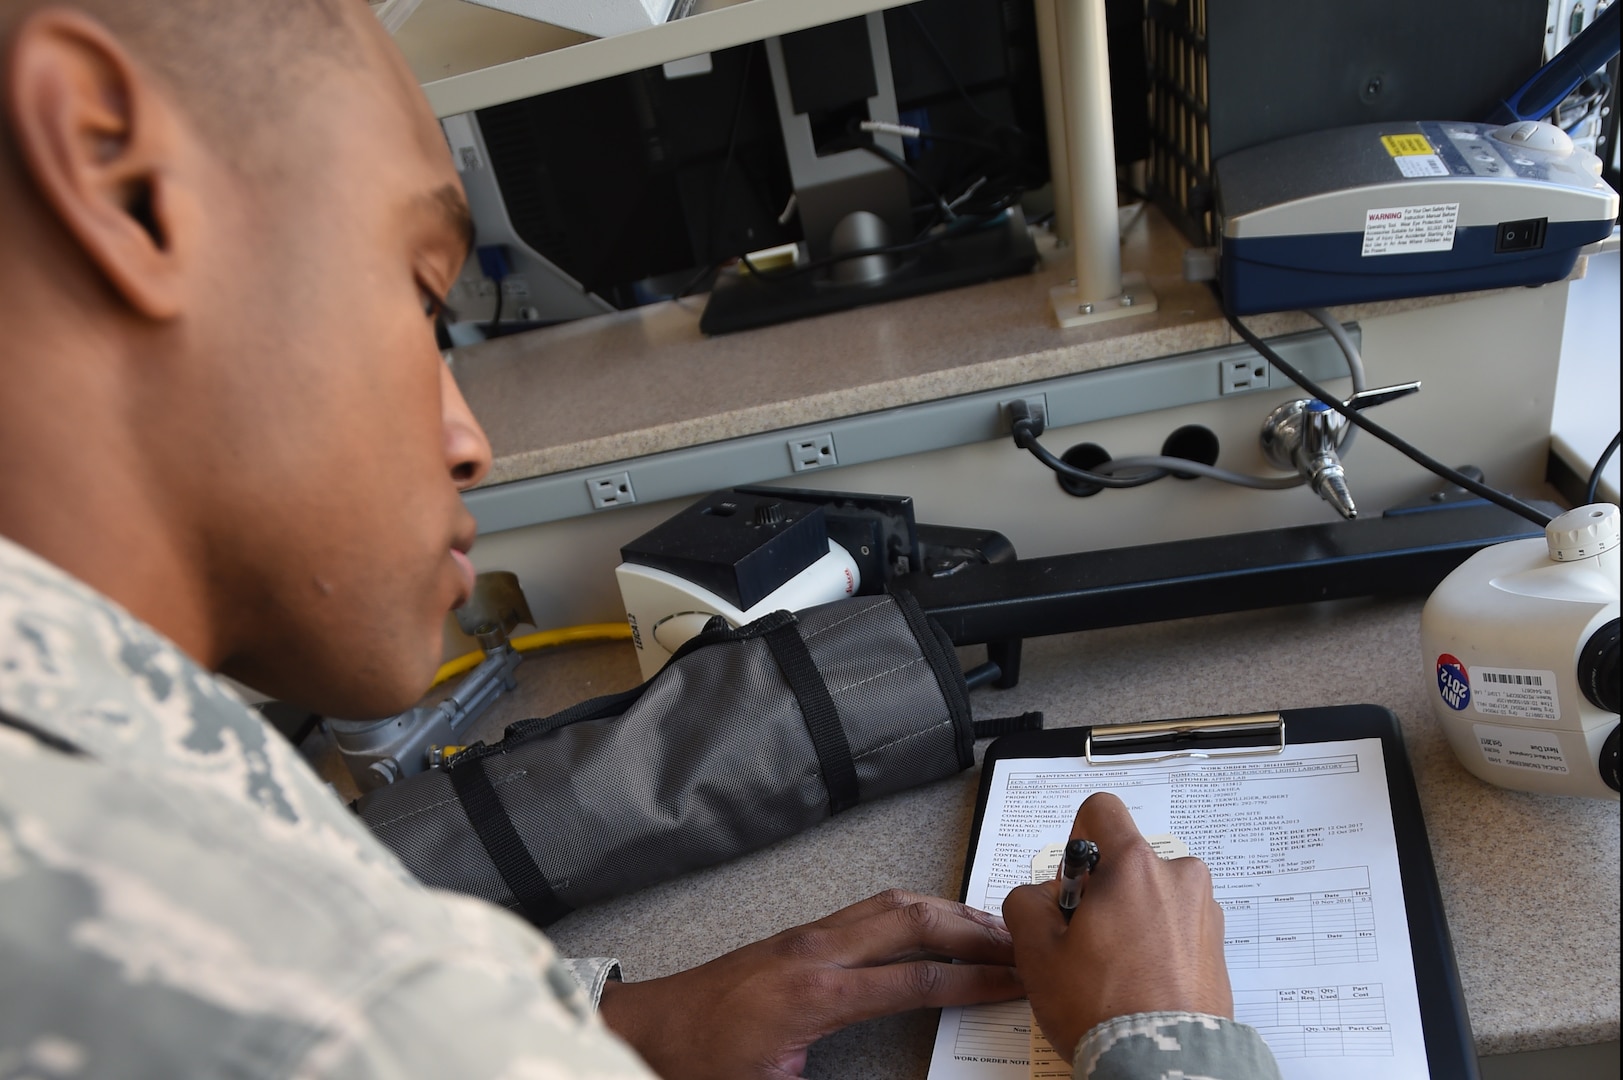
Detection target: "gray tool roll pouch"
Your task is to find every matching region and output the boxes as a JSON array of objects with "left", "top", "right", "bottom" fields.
[{"left": 356, "top": 591, "right": 1031, "bottom": 927}]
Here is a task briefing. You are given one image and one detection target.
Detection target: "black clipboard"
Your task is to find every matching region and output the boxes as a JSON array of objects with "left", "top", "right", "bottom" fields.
[{"left": 963, "top": 704, "right": 1478, "bottom": 1080}]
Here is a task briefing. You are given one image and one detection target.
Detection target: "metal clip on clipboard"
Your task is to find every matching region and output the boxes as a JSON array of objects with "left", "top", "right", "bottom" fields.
[{"left": 1084, "top": 713, "right": 1287, "bottom": 765}]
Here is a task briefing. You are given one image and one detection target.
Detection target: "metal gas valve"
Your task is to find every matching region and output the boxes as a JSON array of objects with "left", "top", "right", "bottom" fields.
[{"left": 1261, "top": 382, "right": 1421, "bottom": 519}]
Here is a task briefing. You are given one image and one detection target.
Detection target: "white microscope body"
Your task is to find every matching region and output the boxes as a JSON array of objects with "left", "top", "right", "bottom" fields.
[{"left": 1420, "top": 503, "right": 1620, "bottom": 800}]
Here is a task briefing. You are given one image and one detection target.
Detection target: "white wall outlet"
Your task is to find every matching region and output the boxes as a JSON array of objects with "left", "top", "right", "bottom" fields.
[
  {"left": 788, "top": 434, "right": 838, "bottom": 473},
  {"left": 1219, "top": 357, "right": 1271, "bottom": 394},
  {"left": 587, "top": 472, "right": 635, "bottom": 509}
]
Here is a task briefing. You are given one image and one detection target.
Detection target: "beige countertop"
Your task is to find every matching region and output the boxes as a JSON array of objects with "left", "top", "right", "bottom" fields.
[
  {"left": 448, "top": 210, "right": 1498, "bottom": 488},
  {"left": 362, "top": 596, "right": 1619, "bottom": 1075}
]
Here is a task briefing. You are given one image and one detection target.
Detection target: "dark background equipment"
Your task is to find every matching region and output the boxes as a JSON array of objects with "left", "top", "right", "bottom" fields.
[{"left": 475, "top": 0, "right": 1060, "bottom": 317}]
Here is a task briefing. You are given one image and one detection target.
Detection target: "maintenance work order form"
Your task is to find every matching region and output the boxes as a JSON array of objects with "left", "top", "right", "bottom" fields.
[{"left": 928, "top": 737, "right": 1431, "bottom": 1080}]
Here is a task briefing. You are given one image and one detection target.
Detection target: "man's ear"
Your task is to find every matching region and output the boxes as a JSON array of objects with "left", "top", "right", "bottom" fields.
[{"left": 3, "top": 8, "right": 197, "bottom": 320}]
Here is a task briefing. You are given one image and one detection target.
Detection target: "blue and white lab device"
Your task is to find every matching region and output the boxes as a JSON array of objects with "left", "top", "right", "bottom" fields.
[
  {"left": 1215, "top": 119, "right": 1617, "bottom": 314},
  {"left": 1215, "top": 4, "right": 1621, "bottom": 315}
]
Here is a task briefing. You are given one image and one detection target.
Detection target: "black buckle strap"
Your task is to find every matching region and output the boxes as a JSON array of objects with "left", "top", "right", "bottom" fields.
[
  {"left": 448, "top": 754, "right": 571, "bottom": 927},
  {"left": 972, "top": 711, "right": 1045, "bottom": 740},
  {"left": 763, "top": 621, "right": 861, "bottom": 815}
]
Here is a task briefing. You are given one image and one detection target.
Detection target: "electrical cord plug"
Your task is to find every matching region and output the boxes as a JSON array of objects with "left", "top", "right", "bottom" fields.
[
  {"left": 1005, "top": 398, "right": 1046, "bottom": 441},
  {"left": 1005, "top": 400, "right": 1168, "bottom": 491}
]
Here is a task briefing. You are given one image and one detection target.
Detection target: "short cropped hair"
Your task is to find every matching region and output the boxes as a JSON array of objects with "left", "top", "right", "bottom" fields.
[{"left": 0, "top": 0, "right": 357, "bottom": 165}]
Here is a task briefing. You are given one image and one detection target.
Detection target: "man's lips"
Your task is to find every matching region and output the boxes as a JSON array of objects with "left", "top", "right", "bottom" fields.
[{"left": 450, "top": 548, "right": 476, "bottom": 607}]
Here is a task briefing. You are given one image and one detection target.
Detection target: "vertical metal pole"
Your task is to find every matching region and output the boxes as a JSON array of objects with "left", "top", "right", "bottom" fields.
[
  {"left": 1059, "top": 0, "right": 1120, "bottom": 299},
  {"left": 1047, "top": 0, "right": 1155, "bottom": 327},
  {"left": 1034, "top": 0, "right": 1073, "bottom": 246}
]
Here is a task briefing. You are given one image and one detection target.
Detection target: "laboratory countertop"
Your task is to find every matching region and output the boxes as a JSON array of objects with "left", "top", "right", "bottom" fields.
[
  {"left": 375, "top": 596, "right": 1620, "bottom": 1075},
  {"left": 447, "top": 209, "right": 1510, "bottom": 488}
]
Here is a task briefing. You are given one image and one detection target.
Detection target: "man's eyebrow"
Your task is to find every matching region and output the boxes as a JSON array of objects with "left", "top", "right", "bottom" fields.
[{"left": 425, "top": 183, "right": 476, "bottom": 261}]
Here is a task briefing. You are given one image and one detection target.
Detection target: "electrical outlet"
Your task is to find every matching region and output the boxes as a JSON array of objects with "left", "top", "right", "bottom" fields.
[
  {"left": 587, "top": 472, "right": 635, "bottom": 509},
  {"left": 1000, "top": 394, "right": 1049, "bottom": 433},
  {"left": 788, "top": 433, "right": 837, "bottom": 473},
  {"left": 1219, "top": 357, "right": 1271, "bottom": 394}
]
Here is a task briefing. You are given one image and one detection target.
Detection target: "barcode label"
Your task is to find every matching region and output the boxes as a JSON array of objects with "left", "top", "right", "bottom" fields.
[
  {"left": 1471, "top": 666, "right": 1559, "bottom": 722},
  {"left": 1481, "top": 672, "right": 1543, "bottom": 686}
]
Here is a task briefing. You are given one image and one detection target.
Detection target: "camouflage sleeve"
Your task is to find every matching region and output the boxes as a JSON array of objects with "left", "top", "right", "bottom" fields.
[
  {"left": 1073, "top": 1012, "right": 1284, "bottom": 1080},
  {"left": 0, "top": 724, "right": 657, "bottom": 1080},
  {"left": 559, "top": 957, "right": 624, "bottom": 1007},
  {"left": 0, "top": 535, "right": 663, "bottom": 1080}
]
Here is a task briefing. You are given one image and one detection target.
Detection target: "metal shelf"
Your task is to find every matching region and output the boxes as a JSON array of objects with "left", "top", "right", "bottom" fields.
[{"left": 395, "top": 0, "right": 915, "bottom": 118}]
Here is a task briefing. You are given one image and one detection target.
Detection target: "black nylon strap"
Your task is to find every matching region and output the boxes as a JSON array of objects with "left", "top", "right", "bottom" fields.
[
  {"left": 973, "top": 711, "right": 1045, "bottom": 740},
  {"left": 504, "top": 682, "right": 648, "bottom": 746},
  {"left": 764, "top": 622, "right": 861, "bottom": 815},
  {"left": 888, "top": 589, "right": 975, "bottom": 770},
  {"left": 448, "top": 755, "right": 571, "bottom": 926}
]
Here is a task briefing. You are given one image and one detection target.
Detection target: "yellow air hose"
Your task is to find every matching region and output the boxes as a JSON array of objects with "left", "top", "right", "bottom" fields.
[{"left": 429, "top": 622, "right": 633, "bottom": 690}]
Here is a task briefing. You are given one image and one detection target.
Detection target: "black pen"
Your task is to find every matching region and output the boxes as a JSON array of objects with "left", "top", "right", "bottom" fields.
[{"left": 1057, "top": 838, "right": 1099, "bottom": 921}]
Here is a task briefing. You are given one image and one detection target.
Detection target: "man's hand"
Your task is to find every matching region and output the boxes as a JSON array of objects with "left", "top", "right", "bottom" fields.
[
  {"left": 597, "top": 889, "right": 1021, "bottom": 1079},
  {"left": 1002, "top": 793, "right": 1232, "bottom": 1061}
]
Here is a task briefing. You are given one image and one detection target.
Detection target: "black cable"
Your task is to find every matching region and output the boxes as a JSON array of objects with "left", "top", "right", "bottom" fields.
[
  {"left": 1011, "top": 417, "right": 1169, "bottom": 489},
  {"left": 857, "top": 140, "right": 956, "bottom": 221},
  {"left": 677, "top": 44, "right": 758, "bottom": 299},
  {"left": 1224, "top": 310, "right": 1554, "bottom": 527},
  {"left": 1586, "top": 432, "right": 1621, "bottom": 504},
  {"left": 485, "top": 280, "right": 504, "bottom": 335}
]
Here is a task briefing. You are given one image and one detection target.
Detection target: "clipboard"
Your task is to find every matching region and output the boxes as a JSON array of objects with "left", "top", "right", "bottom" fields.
[{"left": 952, "top": 704, "right": 1477, "bottom": 1080}]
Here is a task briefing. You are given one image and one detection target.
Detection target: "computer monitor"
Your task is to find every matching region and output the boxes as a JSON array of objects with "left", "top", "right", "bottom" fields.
[{"left": 446, "top": 0, "right": 1116, "bottom": 335}]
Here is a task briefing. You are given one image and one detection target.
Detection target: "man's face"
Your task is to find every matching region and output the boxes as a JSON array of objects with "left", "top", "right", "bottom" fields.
[{"left": 180, "top": 10, "right": 491, "bottom": 717}]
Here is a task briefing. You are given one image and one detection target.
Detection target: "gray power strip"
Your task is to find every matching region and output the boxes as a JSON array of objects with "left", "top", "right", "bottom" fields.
[{"left": 464, "top": 325, "right": 1359, "bottom": 534}]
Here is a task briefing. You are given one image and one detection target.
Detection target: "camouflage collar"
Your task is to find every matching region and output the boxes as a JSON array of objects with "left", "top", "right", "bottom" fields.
[{"left": 0, "top": 532, "right": 304, "bottom": 822}]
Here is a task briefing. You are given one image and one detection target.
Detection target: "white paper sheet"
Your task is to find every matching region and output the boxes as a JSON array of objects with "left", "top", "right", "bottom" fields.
[{"left": 927, "top": 737, "right": 1429, "bottom": 1080}]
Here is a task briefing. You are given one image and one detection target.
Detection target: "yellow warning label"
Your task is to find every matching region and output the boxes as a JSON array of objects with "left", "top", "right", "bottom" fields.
[{"left": 1382, "top": 133, "right": 1433, "bottom": 156}]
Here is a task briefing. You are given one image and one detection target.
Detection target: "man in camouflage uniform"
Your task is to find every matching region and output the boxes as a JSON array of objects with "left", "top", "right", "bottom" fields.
[{"left": 0, "top": 2, "right": 1280, "bottom": 1077}]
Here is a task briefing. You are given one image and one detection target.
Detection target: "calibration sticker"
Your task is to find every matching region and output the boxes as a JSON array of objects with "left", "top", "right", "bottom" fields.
[
  {"left": 1436, "top": 653, "right": 1471, "bottom": 710},
  {"left": 1031, "top": 834, "right": 1188, "bottom": 880},
  {"left": 1470, "top": 665, "right": 1561, "bottom": 721},
  {"left": 1362, "top": 203, "right": 1458, "bottom": 256},
  {"left": 1473, "top": 722, "right": 1570, "bottom": 774},
  {"left": 1380, "top": 132, "right": 1448, "bottom": 178}
]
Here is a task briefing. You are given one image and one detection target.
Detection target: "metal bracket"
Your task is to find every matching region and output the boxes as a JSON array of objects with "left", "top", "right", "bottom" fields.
[
  {"left": 1086, "top": 713, "right": 1286, "bottom": 765},
  {"left": 1049, "top": 270, "right": 1159, "bottom": 328}
]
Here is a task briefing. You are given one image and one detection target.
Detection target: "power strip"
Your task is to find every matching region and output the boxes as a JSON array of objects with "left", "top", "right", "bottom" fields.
[{"left": 464, "top": 325, "right": 1360, "bottom": 535}]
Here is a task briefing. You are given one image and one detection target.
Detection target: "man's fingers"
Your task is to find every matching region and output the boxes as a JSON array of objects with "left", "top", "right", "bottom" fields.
[
  {"left": 813, "top": 889, "right": 1004, "bottom": 935},
  {"left": 1000, "top": 880, "right": 1067, "bottom": 945},
  {"left": 812, "top": 888, "right": 934, "bottom": 927},
  {"left": 790, "top": 894, "right": 1015, "bottom": 968},
  {"left": 803, "top": 961, "right": 1024, "bottom": 1031}
]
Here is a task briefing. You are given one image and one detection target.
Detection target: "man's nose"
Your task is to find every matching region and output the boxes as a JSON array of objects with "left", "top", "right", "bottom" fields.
[{"left": 441, "top": 362, "right": 492, "bottom": 490}]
